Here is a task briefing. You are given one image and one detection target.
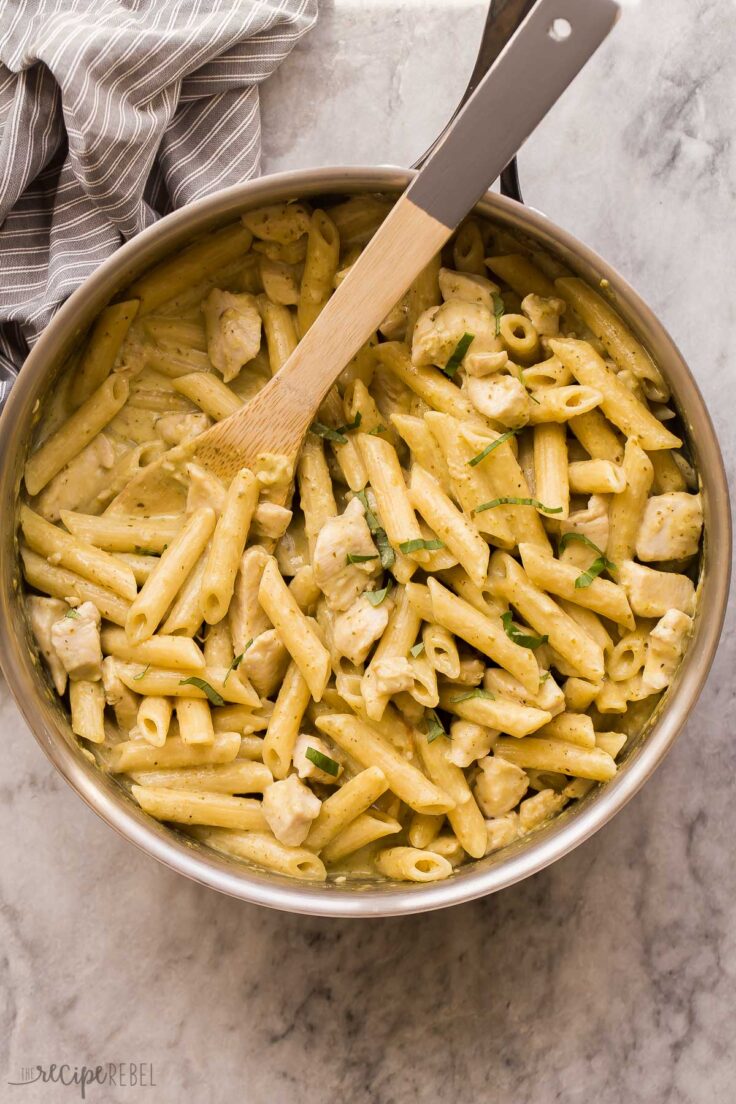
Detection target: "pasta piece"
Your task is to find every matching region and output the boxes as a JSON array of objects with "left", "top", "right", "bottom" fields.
[
  {"left": 607, "top": 440, "right": 654, "bottom": 572},
  {"left": 133, "top": 786, "right": 267, "bottom": 831},
  {"left": 305, "top": 766, "right": 388, "bottom": 851},
  {"left": 375, "top": 847, "right": 452, "bottom": 883},
  {"left": 437, "top": 686, "right": 550, "bottom": 739},
  {"left": 21, "top": 546, "right": 130, "bottom": 627},
  {"left": 74, "top": 300, "right": 140, "bottom": 405},
  {"left": 131, "top": 761, "right": 272, "bottom": 794},
  {"left": 550, "top": 338, "right": 681, "bottom": 450},
  {"left": 489, "top": 552, "right": 605, "bottom": 682},
  {"left": 127, "top": 223, "right": 253, "bottom": 314},
  {"left": 427, "top": 578, "right": 540, "bottom": 694},
  {"left": 518, "top": 543, "right": 634, "bottom": 629},
  {"left": 60, "top": 511, "right": 182, "bottom": 553},
  {"left": 108, "top": 731, "right": 241, "bottom": 773},
  {"left": 176, "top": 699, "right": 214, "bottom": 746},
  {"left": 21, "top": 506, "right": 137, "bottom": 601},
  {"left": 69, "top": 680, "right": 106, "bottom": 743},
  {"left": 116, "top": 663, "right": 259, "bottom": 706},
  {"left": 201, "top": 468, "right": 259, "bottom": 624},
  {"left": 408, "top": 465, "right": 489, "bottom": 587},
  {"left": 494, "top": 736, "right": 617, "bottom": 782},
  {"left": 126, "top": 507, "right": 216, "bottom": 644},
  {"left": 298, "top": 210, "right": 340, "bottom": 333},
  {"left": 316, "top": 714, "right": 453, "bottom": 816},
  {"left": 321, "top": 811, "right": 402, "bottom": 863},
  {"left": 101, "top": 626, "right": 205, "bottom": 670},
  {"left": 258, "top": 558, "right": 331, "bottom": 701},
  {"left": 554, "top": 277, "right": 668, "bottom": 400},
  {"left": 136, "top": 696, "right": 173, "bottom": 748},
  {"left": 356, "top": 433, "right": 427, "bottom": 562},
  {"left": 416, "top": 737, "right": 487, "bottom": 857},
  {"left": 262, "top": 662, "right": 311, "bottom": 779},
  {"left": 533, "top": 423, "right": 569, "bottom": 519},
  {"left": 25, "top": 375, "right": 129, "bottom": 496},
  {"left": 195, "top": 828, "right": 326, "bottom": 882}
]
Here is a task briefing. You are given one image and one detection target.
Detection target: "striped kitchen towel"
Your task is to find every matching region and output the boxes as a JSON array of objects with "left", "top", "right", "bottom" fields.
[{"left": 0, "top": 0, "right": 318, "bottom": 383}]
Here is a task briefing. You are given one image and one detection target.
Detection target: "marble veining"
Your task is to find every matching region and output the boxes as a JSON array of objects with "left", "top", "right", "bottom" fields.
[{"left": 1, "top": 1, "right": 734, "bottom": 1101}]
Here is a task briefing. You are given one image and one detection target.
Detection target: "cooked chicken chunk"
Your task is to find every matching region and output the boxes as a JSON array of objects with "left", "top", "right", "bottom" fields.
[
  {"left": 50, "top": 601, "right": 102, "bottom": 681},
  {"left": 463, "top": 349, "right": 509, "bottom": 377},
  {"left": 34, "top": 433, "right": 118, "bottom": 522},
  {"left": 559, "top": 495, "right": 610, "bottom": 567},
  {"left": 371, "top": 657, "right": 415, "bottom": 697},
  {"left": 439, "top": 268, "right": 499, "bottom": 312},
  {"left": 411, "top": 300, "right": 499, "bottom": 369},
  {"left": 446, "top": 720, "right": 498, "bottom": 768},
  {"left": 521, "top": 293, "right": 566, "bottom": 336},
  {"left": 618, "top": 560, "right": 696, "bottom": 618},
  {"left": 101, "top": 656, "right": 140, "bottom": 733},
  {"left": 204, "top": 288, "right": 261, "bottom": 382},
  {"left": 312, "top": 497, "right": 380, "bottom": 611},
  {"left": 262, "top": 774, "right": 321, "bottom": 846},
  {"left": 642, "top": 608, "right": 693, "bottom": 692},
  {"left": 251, "top": 502, "right": 293, "bottom": 540},
  {"left": 484, "top": 812, "right": 522, "bottom": 854},
  {"left": 156, "top": 412, "right": 211, "bottom": 447},
  {"left": 293, "top": 733, "right": 343, "bottom": 785},
  {"left": 635, "top": 492, "right": 703, "bottom": 562},
  {"left": 465, "top": 374, "right": 531, "bottom": 428},
  {"left": 474, "top": 756, "right": 529, "bottom": 818},
  {"left": 186, "top": 462, "right": 227, "bottom": 515},
  {"left": 239, "top": 629, "right": 289, "bottom": 699},
  {"left": 28, "top": 596, "right": 69, "bottom": 694},
  {"left": 332, "top": 595, "right": 391, "bottom": 666},
  {"left": 518, "top": 787, "right": 567, "bottom": 831}
]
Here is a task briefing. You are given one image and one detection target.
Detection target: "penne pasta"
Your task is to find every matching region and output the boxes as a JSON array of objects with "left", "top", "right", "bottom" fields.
[{"left": 19, "top": 195, "right": 702, "bottom": 884}]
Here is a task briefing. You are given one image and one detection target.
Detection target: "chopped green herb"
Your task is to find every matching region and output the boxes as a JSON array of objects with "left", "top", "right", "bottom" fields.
[
  {"left": 410, "top": 641, "right": 425, "bottom": 657},
  {"left": 501, "top": 611, "right": 548, "bottom": 649},
  {"left": 305, "top": 746, "right": 340, "bottom": 777},
  {"left": 426, "top": 709, "right": 447, "bottom": 743},
  {"left": 474, "top": 496, "right": 563, "bottom": 515},
  {"left": 575, "top": 557, "right": 612, "bottom": 589},
  {"left": 442, "top": 332, "right": 474, "bottom": 377},
  {"left": 178, "top": 676, "right": 225, "bottom": 707},
  {"left": 559, "top": 532, "right": 613, "bottom": 561},
  {"left": 338, "top": 412, "right": 362, "bottom": 433},
  {"left": 559, "top": 532, "right": 616, "bottom": 589},
  {"left": 356, "top": 490, "right": 395, "bottom": 570},
  {"left": 368, "top": 424, "right": 387, "bottom": 436},
  {"left": 492, "top": 293, "right": 505, "bottom": 336},
  {"left": 223, "top": 641, "right": 252, "bottom": 684},
  {"left": 346, "top": 552, "right": 379, "bottom": 565},
  {"left": 399, "top": 538, "right": 445, "bottom": 554},
  {"left": 133, "top": 546, "right": 159, "bottom": 556},
  {"left": 450, "top": 688, "right": 496, "bottom": 703},
  {"left": 132, "top": 664, "right": 150, "bottom": 681},
  {"left": 540, "top": 672, "right": 551, "bottom": 684},
  {"left": 309, "top": 412, "right": 362, "bottom": 445},
  {"left": 518, "top": 366, "right": 540, "bottom": 404},
  {"left": 467, "top": 429, "right": 519, "bottom": 467},
  {"left": 365, "top": 579, "right": 393, "bottom": 607},
  {"left": 63, "top": 608, "right": 80, "bottom": 619}
]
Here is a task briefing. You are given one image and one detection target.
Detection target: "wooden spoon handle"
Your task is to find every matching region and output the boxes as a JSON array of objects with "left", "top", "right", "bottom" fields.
[{"left": 197, "top": 0, "right": 619, "bottom": 479}]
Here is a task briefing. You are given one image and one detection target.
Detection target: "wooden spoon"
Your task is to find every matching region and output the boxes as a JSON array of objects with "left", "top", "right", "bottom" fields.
[{"left": 111, "top": 0, "right": 618, "bottom": 511}]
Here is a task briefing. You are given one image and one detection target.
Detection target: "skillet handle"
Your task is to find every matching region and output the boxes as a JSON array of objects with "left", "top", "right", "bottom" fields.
[
  {"left": 0, "top": 360, "right": 17, "bottom": 412},
  {"left": 412, "top": 0, "right": 536, "bottom": 203}
]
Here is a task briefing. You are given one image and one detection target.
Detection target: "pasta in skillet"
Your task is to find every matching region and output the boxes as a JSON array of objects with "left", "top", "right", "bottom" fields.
[{"left": 19, "top": 194, "right": 702, "bottom": 883}]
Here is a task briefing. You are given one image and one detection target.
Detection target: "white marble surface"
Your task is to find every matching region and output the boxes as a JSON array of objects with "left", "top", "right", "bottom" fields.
[{"left": 2, "top": 1, "right": 735, "bottom": 1101}]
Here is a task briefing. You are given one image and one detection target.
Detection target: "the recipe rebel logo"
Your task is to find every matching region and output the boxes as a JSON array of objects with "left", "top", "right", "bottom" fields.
[{"left": 7, "top": 1062, "right": 156, "bottom": 1098}]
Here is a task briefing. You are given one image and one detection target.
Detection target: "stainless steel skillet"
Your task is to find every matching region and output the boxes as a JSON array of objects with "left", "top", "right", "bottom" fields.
[{"left": 0, "top": 2, "right": 730, "bottom": 917}]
